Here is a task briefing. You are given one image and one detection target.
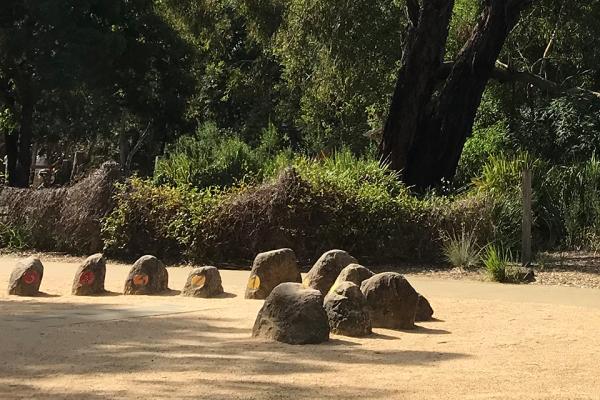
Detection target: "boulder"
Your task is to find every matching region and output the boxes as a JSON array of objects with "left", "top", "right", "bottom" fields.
[
  {"left": 303, "top": 250, "right": 358, "bottom": 295},
  {"left": 72, "top": 254, "right": 106, "bottom": 296},
  {"left": 329, "top": 263, "right": 374, "bottom": 294},
  {"left": 124, "top": 255, "right": 169, "bottom": 295},
  {"left": 415, "top": 294, "right": 434, "bottom": 322},
  {"left": 182, "top": 266, "right": 224, "bottom": 298},
  {"left": 252, "top": 282, "right": 329, "bottom": 344},
  {"left": 324, "top": 281, "right": 371, "bottom": 337},
  {"left": 8, "top": 257, "right": 44, "bottom": 296},
  {"left": 360, "top": 272, "right": 419, "bottom": 330},
  {"left": 245, "top": 248, "right": 301, "bottom": 300}
]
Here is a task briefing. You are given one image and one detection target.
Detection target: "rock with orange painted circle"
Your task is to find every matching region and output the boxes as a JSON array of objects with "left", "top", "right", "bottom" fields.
[
  {"left": 8, "top": 257, "right": 44, "bottom": 296},
  {"left": 245, "top": 249, "right": 301, "bottom": 300},
  {"left": 182, "top": 266, "right": 224, "bottom": 298},
  {"left": 72, "top": 254, "right": 106, "bottom": 296},
  {"left": 124, "top": 255, "right": 169, "bottom": 295}
]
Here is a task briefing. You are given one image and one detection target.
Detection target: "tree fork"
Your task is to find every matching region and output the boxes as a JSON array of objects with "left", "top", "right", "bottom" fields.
[{"left": 382, "top": 0, "right": 535, "bottom": 190}]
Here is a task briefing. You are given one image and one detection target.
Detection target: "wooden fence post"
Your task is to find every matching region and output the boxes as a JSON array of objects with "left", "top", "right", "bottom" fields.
[{"left": 522, "top": 168, "right": 532, "bottom": 266}]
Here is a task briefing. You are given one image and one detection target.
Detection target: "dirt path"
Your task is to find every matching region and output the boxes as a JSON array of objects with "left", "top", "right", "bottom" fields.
[{"left": 1, "top": 255, "right": 599, "bottom": 399}]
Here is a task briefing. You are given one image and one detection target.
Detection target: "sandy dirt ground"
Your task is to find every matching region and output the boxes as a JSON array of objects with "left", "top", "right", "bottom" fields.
[{"left": 1, "top": 254, "right": 599, "bottom": 400}]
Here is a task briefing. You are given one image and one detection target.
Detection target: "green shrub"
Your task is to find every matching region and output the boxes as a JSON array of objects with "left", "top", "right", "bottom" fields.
[
  {"left": 104, "top": 150, "right": 450, "bottom": 263},
  {"left": 482, "top": 244, "right": 517, "bottom": 283},
  {"left": 154, "top": 122, "right": 294, "bottom": 190},
  {"left": 101, "top": 178, "right": 222, "bottom": 260},
  {"left": 0, "top": 222, "right": 30, "bottom": 250},
  {"left": 154, "top": 122, "right": 260, "bottom": 189},
  {"left": 455, "top": 119, "right": 508, "bottom": 188},
  {"left": 442, "top": 226, "right": 481, "bottom": 269}
]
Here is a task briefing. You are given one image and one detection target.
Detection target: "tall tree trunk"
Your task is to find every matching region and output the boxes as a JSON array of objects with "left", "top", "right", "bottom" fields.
[
  {"left": 5, "top": 132, "right": 18, "bottom": 186},
  {"left": 13, "top": 98, "right": 34, "bottom": 187},
  {"left": 381, "top": 0, "right": 534, "bottom": 190},
  {"left": 379, "top": 0, "right": 455, "bottom": 171}
]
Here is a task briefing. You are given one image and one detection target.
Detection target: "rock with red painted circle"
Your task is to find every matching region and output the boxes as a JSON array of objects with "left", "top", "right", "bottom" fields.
[
  {"left": 182, "top": 266, "right": 224, "bottom": 298},
  {"left": 8, "top": 257, "right": 44, "bottom": 296},
  {"left": 72, "top": 254, "right": 106, "bottom": 296},
  {"left": 124, "top": 255, "right": 169, "bottom": 295}
]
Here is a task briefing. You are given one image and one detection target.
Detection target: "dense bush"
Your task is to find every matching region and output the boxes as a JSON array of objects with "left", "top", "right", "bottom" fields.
[
  {"left": 104, "top": 150, "right": 500, "bottom": 264},
  {"left": 473, "top": 153, "right": 600, "bottom": 251},
  {"left": 0, "top": 162, "right": 120, "bottom": 254},
  {"left": 154, "top": 122, "right": 291, "bottom": 189}
]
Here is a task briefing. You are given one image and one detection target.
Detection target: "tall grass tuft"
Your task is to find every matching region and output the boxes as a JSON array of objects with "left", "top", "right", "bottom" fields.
[
  {"left": 482, "top": 244, "right": 517, "bottom": 283},
  {"left": 442, "top": 227, "right": 481, "bottom": 269}
]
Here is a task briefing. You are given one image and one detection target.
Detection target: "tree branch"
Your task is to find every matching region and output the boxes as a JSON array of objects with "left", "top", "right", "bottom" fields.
[{"left": 438, "top": 61, "right": 600, "bottom": 100}]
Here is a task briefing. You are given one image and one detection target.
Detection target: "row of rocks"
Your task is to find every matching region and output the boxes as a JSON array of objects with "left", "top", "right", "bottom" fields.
[
  {"left": 250, "top": 249, "right": 434, "bottom": 344},
  {"left": 8, "top": 254, "right": 224, "bottom": 298}
]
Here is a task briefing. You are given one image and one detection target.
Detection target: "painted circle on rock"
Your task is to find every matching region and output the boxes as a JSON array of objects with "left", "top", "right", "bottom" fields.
[
  {"left": 191, "top": 274, "right": 206, "bottom": 288},
  {"left": 79, "top": 270, "right": 95, "bottom": 285},
  {"left": 133, "top": 274, "right": 149, "bottom": 286},
  {"left": 22, "top": 270, "right": 39, "bottom": 285},
  {"left": 247, "top": 275, "right": 261, "bottom": 290}
]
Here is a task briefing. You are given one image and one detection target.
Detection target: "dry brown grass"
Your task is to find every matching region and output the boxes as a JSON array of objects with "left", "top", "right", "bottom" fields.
[{"left": 0, "top": 162, "right": 120, "bottom": 254}]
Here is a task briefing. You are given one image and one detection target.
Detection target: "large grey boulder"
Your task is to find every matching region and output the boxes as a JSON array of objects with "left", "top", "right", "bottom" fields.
[
  {"left": 182, "top": 266, "right": 224, "bottom": 298},
  {"left": 324, "top": 281, "right": 371, "bottom": 337},
  {"left": 303, "top": 250, "right": 358, "bottom": 295},
  {"left": 360, "top": 272, "right": 419, "bottom": 330},
  {"left": 252, "top": 282, "right": 329, "bottom": 344},
  {"left": 329, "top": 263, "right": 374, "bottom": 294},
  {"left": 124, "top": 255, "right": 169, "bottom": 295},
  {"left": 245, "top": 248, "right": 301, "bottom": 300},
  {"left": 72, "top": 254, "right": 106, "bottom": 296},
  {"left": 8, "top": 257, "right": 44, "bottom": 296},
  {"left": 415, "top": 294, "right": 434, "bottom": 321}
]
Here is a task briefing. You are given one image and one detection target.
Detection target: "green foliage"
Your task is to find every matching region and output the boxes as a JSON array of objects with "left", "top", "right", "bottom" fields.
[
  {"left": 154, "top": 122, "right": 291, "bottom": 188},
  {"left": 0, "top": 222, "right": 30, "bottom": 250},
  {"left": 101, "top": 178, "right": 222, "bottom": 260},
  {"left": 273, "top": 0, "right": 405, "bottom": 152},
  {"left": 482, "top": 245, "right": 515, "bottom": 283},
  {"left": 105, "top": 151, "right": 449, "bottom": 262},
  {"left": 154, "top": 123, "right": 258, "bottom": 188},
  {"left": 442, "top": 227, "right": 481, "bottom": 269},
  {"left": 446, "top": 0, "right": 480, "bottom": 58}
]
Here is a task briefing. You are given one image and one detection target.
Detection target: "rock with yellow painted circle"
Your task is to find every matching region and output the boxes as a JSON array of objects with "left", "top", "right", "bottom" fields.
[
  {"left": 245, "top": 248, "right": 301, "bottom": 300},
  {"left": 124, "top": 255, "right": 169, "bottom": 295},
  {"left": 182, "top": 266, "right": 224, "bottom": 298}
]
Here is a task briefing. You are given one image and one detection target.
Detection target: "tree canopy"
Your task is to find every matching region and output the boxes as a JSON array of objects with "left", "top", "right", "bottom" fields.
[{"left": 1, "top": 0, "right": 600, "bottom": 189}]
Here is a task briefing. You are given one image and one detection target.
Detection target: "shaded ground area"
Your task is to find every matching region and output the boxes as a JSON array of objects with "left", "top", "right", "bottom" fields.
[{"left": 0, "top": 255, "right": 599, "bottom": 399}]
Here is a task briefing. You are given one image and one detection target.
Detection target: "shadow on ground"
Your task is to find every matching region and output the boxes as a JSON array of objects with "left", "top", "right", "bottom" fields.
[{"left": 0, "top": 300, "right": 466, "bottom": 399}]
